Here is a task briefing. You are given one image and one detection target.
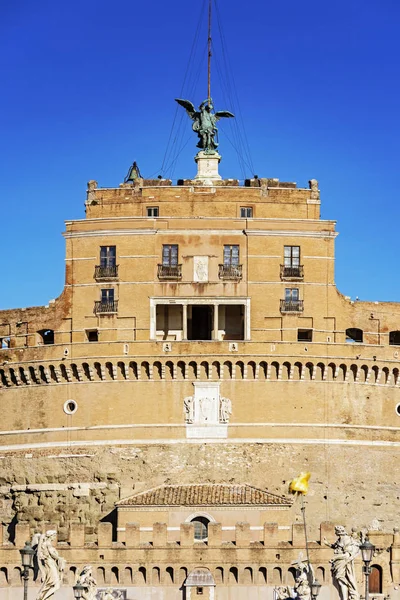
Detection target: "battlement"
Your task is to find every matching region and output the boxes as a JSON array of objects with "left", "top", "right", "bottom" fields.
[
  {"left": 1, "top": 519, "right": 397, "bottom": 552},
  {"left": 85, "top": 178, "right": 320, "bottom": 220},
  {"left": 0, "top": 521, "right": 397, "bottom": 591}
]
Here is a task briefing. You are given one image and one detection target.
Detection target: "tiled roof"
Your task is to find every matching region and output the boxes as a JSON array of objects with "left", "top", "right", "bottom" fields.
[{"left": 116, "top": 483, "right": 291, "bottom": 507}]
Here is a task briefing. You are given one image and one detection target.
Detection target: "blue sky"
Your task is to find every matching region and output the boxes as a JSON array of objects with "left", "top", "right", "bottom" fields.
[{"left": 0, "top": 0, "right": 399, "bottom": 309}]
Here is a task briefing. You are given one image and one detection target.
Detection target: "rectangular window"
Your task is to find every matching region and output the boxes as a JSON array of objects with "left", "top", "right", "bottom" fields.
[
  {"left": 100, "top": 246, "right": 116, "bottom": 267},
  {"left": 86, "top": 329, "right": 99, "bottom": 342},
  {"left": 284, "top": 246, "right": 300, "bottom": 267},
  {"left": 298, "top": 329, "right": 313, "bottom": 342},
  {"left": 240, "top": 206, "right": 253, "bottom": 218},
  {"left": 223, "top": 244, "right": 239, "bottom": 266},
  {"left": 147, "top": 206, "right": 159, "bottom": 217},
  {"left": 285, "top": 288, "right": 299, "bottom": 301},
  {"left": 101, "top": 288, "right": 114, "bottom": 303},
  {"left": 162, "top": 244, "right": 178, "bottom": 266}
]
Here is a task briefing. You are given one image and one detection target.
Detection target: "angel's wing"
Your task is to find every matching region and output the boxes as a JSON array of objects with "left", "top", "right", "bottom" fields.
[
  {"left": 214, "top": 110, "right": 235, "bottom": 120},
  {"left": 175, "top": 98, "right": 197, "bottom": 118}
]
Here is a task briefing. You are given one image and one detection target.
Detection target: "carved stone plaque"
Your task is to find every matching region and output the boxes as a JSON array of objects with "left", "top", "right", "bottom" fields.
[
  {"left": 193, "top": 256, "right": 209, "bottom": 282},
  {"left": 184, "top": 382, "right": 231, "bottom": 439}
]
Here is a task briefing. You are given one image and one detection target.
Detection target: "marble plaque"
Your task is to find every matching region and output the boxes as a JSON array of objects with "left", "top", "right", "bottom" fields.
[{"left": 193, "top": 256, "right": 209, "bottom": 282}]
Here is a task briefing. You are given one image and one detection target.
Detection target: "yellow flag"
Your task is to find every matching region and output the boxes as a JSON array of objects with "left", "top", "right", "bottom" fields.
[{"left": 288, "top": 472, "right": 311, "bottom": 495}]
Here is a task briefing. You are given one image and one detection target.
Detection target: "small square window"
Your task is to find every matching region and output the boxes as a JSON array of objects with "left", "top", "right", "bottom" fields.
[
  {"left": 0, "top": 337, "right": 10, "bottom": 349},
  {"left": 147, "top": 206, "right": 159, "bottom": 217},
  {"left": 240, "top": 206, "right": 253, "bottom": 218},
  {"left": 298, "top": 329, "right": 312, "bottom": 342},
  {"left": 86, "top": 330, "right": 99, "bottom": 342},
  {"left": 196, "top": 588, "right": 203, "bottom": 595}
]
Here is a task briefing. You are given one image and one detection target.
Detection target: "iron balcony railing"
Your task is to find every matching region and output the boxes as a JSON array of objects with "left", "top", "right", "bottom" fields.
[
  {"left": 218, "top": 264, "right": 243, "bottom": 281},
  {"left": 280, "top": 265, "right": 304, "bottom": 280},
  {"left": 280, "top": 299, "right": 304, "bottom": 313},
  {"left": 94, "top": 300, "right": 119, "bottom": 314},
  {"left": 157, "top": 264, "right": 182, "bottom": 280},
  {"left": 94, "top": 265, "right": 119, "bottom": 280}
]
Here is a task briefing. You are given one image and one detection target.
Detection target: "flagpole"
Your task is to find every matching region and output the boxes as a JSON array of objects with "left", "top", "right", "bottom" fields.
[
  {"left": 207, "top": 0, "right": 212, "bottom": 102},
  {"left": 300, "top": 495, "right": 311, "bottom": 569}
]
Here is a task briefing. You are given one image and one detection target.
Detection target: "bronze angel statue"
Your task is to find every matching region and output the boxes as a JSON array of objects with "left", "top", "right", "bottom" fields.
[{"left": 175, "top": 98, "right": 234, "bottom": 153}]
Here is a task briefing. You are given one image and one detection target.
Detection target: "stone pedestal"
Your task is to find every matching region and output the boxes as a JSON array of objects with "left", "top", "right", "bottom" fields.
[{"left": 194, "top": 151, "right": 222, "bottom": 184}]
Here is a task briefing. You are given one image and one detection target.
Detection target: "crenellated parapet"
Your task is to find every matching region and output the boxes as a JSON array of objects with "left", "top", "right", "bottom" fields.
[{"left": 0, "top": 521, "right": 395, "bottom": 591}]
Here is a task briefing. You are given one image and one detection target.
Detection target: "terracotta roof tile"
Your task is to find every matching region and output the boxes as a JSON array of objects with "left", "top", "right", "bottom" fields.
[{"left": 116, "top": 483, "right": 291, "bottom": 507}]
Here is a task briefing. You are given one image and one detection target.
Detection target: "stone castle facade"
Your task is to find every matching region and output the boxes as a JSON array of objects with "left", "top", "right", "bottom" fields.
[{"left": 0, "top": 172, "right": 399, "bottom": 598}]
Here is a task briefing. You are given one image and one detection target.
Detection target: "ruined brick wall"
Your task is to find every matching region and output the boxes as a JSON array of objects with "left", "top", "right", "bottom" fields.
[{"left": 0, "top": 442, "right": 399, "bottom": 542}]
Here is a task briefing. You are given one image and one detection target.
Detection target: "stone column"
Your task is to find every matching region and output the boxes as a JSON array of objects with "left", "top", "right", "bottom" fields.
[
  {"left": 213, "top": 304, "right": 219, "bottom": 340},
  {"left": 183, "top": 304, "right": 188, "bottom": 340}
]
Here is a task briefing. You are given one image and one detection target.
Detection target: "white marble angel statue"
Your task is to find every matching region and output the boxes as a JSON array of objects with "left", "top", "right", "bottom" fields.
[
  {"left": 36, "top": 530, "right": 66, "bottom": 600},
  {"left": 292, "top": 554, "right": 313, "bottom": 600},
  {"left": 76, "top": 565, "right": 97, "bottom": 600},
  {"left": 324, "top": 525, "right": 360, "bottom": 600}
]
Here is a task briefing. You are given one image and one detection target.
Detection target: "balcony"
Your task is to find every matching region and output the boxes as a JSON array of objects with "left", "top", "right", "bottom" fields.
[
  {"left": 94, "top": 300, "right": 118, "bottom": 314},
  {"left": 280, "top": 265, "right": 304, "bottom": 280},
  {"left": 157, "top": 264, "right": 182, "bottom": 280},
  {"left": 280, "top": 299, "right": 304, "bottom": 313},
  {"left": 218, "top": 264, "right": 243, "bottom": 281},
  {"left": 94, "top": 265, "right": 119, "bottom": 280}
]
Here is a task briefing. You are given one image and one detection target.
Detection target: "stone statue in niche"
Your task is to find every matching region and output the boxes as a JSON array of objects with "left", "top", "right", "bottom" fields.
[
  {"left": 76, "top": 565, "right": 97, "bottom": 600},
  {"left": 324, "top": 525, "right": 360, "bottom": 600},
  {"left": 219, "top": 396, "right": 232, "bottom": 423},
  {"left": 35, "top": 530, "right": 65, "bottom": 600},
  {"left": 183, "top": 396, "right": 194, "bottom": 423}
]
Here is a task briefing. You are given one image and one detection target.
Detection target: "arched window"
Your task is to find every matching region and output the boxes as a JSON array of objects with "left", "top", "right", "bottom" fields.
[
  {"left": 38, "top": 329, "right": 54, "bottom": 345},
  {"left": 346, "top": 328, "right": 363, "bottom": 343},
  {"left": 191, "top": 516, "right": 210, "bottom": 541},
  {"left": 389, "top": 331, "right": 400, "bottom": 346}
]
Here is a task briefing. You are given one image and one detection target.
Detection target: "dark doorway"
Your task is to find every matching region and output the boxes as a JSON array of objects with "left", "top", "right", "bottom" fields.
[
  {"left": 188, "top": 305, "right": 212, "bottom": 340},
  {"left": 369, "top": 565, "right": 382, "bottom": 594}
]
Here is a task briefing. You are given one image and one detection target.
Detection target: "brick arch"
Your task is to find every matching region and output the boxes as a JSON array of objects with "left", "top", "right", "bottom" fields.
[
  {"left": 153, "top": 361, "right": 162, "bottom": 380},
  {"left": 188, "top": 360, "right": 198, "bottom": 379}
]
